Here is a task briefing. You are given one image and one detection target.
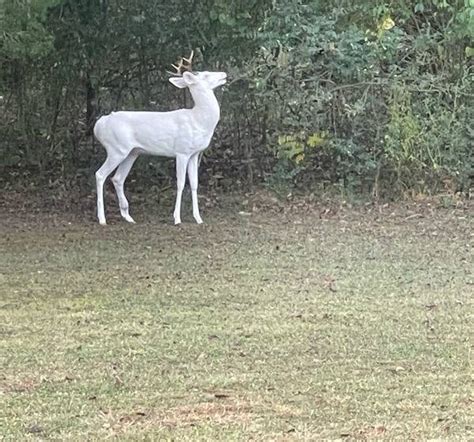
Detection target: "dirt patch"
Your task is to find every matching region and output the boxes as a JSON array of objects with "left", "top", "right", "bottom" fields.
[
  {"left": 351, "top": 425, "right": 388, "bottom": 439},
  {"left": 157, "top": 399, "right": 254, "bottom": 428},
  {"left": 0, "top": 377, "right": 40, "bottom": 394},
  {"left": 101, "top": 396, "right": 255, "bottom": 435},
  {"left": 104, "top": 393, "right": 303, "bottom": 435}
]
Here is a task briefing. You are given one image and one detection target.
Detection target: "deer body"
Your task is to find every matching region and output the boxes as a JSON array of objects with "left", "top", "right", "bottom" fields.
[{"left": 94, "top": 69, "right": 226, "bottom": 225}]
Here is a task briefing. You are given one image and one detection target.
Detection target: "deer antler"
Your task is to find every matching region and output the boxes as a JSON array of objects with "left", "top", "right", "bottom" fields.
[{"left": 170, "top": 50, "right": 194, "bottom": 76}]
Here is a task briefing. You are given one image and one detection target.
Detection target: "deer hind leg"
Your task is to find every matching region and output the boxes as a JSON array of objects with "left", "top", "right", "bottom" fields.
[
  {"left": 95, "top": 153, "right": 125, "bottom": 225},
  {"left": 173, "top": 154, "right": 190, "bottom": 225},
  {"left": 111, "top": 151, "right": 139, "bottom": 223}
]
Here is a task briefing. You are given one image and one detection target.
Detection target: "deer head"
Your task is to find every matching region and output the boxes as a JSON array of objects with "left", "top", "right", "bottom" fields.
[{"left": 169, "top": 50, "right": 227, "bottom": 91}]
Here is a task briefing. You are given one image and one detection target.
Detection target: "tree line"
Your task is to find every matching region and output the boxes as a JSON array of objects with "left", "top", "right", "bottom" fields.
[{"left": 1, "top": 0, "right": 472, "bottom": 197}]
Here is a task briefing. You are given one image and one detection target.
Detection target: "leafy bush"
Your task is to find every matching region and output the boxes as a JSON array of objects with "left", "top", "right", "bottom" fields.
[{"left": 243, "top": 0, "right": 473, "bottom": 195}]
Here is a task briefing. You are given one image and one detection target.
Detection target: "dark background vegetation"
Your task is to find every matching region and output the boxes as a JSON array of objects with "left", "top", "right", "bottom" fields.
[{"left": 1, "top": 0, "right": 473, "bottom": 199}]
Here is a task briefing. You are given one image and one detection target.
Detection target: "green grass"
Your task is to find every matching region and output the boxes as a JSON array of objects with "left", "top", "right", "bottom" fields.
[{"left": 0, "top": 195, "right": 472, "bottom": 439}]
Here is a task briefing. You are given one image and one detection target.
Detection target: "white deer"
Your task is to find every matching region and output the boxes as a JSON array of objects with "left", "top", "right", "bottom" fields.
[{"left": 93, "top": 51, "right": 226, "bottom": 225}]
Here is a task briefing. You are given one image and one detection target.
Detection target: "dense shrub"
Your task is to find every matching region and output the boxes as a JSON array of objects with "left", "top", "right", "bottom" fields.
[{"left": 245, "top": 0, "right": 473, "bottom": 196}]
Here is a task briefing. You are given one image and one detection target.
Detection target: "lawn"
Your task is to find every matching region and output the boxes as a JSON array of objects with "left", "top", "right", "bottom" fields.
[{"left": 0, "top": 193, "right": 472, "bottom": 439}]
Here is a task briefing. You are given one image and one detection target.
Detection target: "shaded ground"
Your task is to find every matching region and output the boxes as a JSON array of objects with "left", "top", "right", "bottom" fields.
[{"left": 0, "top": 191, "right": 472, "bottom": 439}]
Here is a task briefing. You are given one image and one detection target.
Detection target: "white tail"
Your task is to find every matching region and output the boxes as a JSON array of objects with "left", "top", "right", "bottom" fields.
[{"left": 93, "top": 52, "right": 226, "bottom": 225}]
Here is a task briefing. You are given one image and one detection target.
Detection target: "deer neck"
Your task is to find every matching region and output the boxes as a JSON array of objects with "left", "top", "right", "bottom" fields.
[{"left": 189, "top": 88, "right": 221, "bottom": 131}]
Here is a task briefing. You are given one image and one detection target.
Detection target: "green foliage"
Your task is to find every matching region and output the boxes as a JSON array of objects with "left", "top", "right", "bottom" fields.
[
  {"left": 385, "top": 87, "right": 424, "bottom": 174},
  {"left": 0, "top": 0, "right": 60, "bottom": 59},
  {"left": 243, "top": 0, "right": 472, "bottom": 195},
  {"left": 0, "top": 0, "right": 472, "bottom": 197}
]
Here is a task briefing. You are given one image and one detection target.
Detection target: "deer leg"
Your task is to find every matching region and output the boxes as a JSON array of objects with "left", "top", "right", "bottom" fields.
[
  {"left": 95, "top": 154, "right": 124, "bottom": 225},
  {"left": 173, "top": 154, "right": 190, "bottom": 225},
  {"left": 111, "top": 151, "right": 139, "bottom": 223},
  {"left": 187, "top": 152, "right": 203, "bottom": 224}
]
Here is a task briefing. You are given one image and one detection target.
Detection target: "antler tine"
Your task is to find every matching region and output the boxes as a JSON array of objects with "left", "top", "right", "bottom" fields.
[
  {"left": 169, "top": 50, "right": 194, "bottom": 76},
  {"left": 182, "top": 50, "right": 194, "bottom": 65},
  {"left": 170, "top": 59, "right": 184, "bottom": 75}
]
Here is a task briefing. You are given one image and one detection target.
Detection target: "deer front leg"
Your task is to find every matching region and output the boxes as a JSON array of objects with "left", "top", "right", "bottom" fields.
[
  {"left": 187, "top": 152, "right": 203, "bottom": 224},
  {"left": 173, "top": 154, "right": 189, "bottom": 225}
]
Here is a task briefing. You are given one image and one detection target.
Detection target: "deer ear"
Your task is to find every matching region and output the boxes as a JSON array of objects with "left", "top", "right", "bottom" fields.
[
  {"left": 182, "top": 71, "right": 197, "bottom": 85},
  {"left": 169, "top": 77, "right": 187, "bottom": 89}
]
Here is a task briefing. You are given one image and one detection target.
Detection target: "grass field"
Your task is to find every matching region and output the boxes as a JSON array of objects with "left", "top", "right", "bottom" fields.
[{"left": 1, "top": 193, "right": 472, "bottom": 439}]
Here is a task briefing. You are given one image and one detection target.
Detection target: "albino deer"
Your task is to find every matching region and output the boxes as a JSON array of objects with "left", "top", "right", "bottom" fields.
[{"left": 93, "top": 51, "right": 226, "bottom": 225}]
